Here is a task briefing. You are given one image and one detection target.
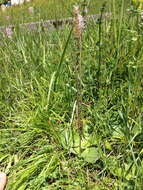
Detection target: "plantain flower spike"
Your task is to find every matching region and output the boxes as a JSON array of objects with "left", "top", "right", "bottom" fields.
[{"left": 73, "top": 5, "right": 84, "bottom": 39}]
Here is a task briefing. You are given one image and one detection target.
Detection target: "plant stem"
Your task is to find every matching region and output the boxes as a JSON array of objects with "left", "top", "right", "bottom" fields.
[{"left": 96, "top": 2, "right": 106, "bottom": 100}]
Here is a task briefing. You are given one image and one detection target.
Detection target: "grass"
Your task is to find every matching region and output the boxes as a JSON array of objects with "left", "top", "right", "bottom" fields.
[{"left": 0, "top": 0, "right": 143, "bottom": 189}]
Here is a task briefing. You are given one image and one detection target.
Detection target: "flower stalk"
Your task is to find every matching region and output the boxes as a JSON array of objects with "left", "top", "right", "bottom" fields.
[{"left": 73, "top": 5, "right": 84, "bottom": 154}]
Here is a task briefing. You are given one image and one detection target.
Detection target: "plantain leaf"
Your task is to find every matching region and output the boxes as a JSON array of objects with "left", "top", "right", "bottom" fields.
[{"left": 81, "top": 147, "right": 99, "bottom": 163}]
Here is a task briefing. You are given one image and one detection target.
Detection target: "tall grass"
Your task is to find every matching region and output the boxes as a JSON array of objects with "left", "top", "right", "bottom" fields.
[{"left": 0, "top": 0, "right": 143, "bottom": 189}]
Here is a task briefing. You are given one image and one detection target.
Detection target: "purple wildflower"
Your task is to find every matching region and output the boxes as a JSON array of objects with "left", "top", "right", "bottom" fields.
[
  {"left": 5, "top": 27, "right": 13, "bottom": 39},
  {"left": 28, "top": 7, "right": 34, "bottom": 14}
]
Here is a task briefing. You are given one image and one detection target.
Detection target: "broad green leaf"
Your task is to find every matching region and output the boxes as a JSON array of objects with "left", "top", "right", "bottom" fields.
[{"left": 81, "top": 147, "right": 99, "bottom": 163}]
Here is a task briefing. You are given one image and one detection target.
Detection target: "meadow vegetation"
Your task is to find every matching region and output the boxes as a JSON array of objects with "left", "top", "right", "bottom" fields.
[
  {"left": 0, "top": 0, "right": 111, "bottom": 25},
  {"left": 0, "top": 0, "right": 143, "bottom": 189}
]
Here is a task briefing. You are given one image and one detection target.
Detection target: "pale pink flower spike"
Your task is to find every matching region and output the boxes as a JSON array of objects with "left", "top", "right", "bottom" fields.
[{"left": 73, "top": 6, "right": 84, "bottom": 39}]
